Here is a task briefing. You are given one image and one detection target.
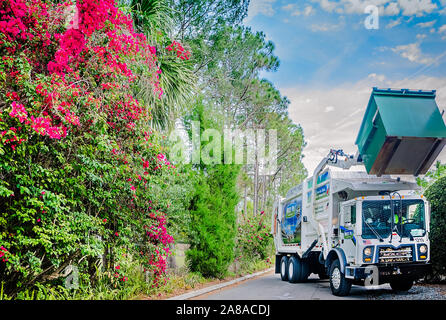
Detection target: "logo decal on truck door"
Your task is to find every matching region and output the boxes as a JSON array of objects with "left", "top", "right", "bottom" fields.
[
  {"left": 340, "top": 226, "right": 357, "bottom": 246},
  {"left": 281, "top": 200, "right": 302, "bottom": 244}
]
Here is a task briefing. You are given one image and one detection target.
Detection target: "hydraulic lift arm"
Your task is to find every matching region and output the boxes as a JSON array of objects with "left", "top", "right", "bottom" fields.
[{"left": 310, "top": 149, "right": 363, "bottom": 259}]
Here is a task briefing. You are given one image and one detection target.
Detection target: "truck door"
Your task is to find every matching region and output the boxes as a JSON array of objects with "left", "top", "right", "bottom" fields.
[{"left": 340, "top": 203, "right": 357, "bottom": 263}]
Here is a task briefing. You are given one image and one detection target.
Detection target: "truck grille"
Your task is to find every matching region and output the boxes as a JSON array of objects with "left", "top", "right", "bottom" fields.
[{"left": 378, "top": 246, "right": 413, "bottom": 263}]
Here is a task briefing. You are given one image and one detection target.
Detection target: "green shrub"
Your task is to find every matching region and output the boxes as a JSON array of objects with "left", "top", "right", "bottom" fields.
[
  {"left": 186, "top": 164, "right": 241, "bottom": 278},
  {"left": 425, "top": 175, "right": 446, "bottom": 281},
  {"left": 235, "top": 211, "right": 273, "bottom": 263}
]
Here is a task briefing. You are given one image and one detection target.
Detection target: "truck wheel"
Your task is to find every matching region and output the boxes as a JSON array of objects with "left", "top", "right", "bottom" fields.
[
  {"left": 280, "top": 256, "right": 289, "bottom": 281},
  {"left": 329, "top": 259, "right": 352, "bottom": 296},
  {"left": 390, "top": 279, "right": 413, "bottom": 292},
  {"left": 288, "top": 256, "right": 303, "bottom": 283}
]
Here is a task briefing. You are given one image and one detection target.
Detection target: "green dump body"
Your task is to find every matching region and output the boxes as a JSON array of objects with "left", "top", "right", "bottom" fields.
[{"left": 355, "top": 88, "right": 446, "bottom": 176}]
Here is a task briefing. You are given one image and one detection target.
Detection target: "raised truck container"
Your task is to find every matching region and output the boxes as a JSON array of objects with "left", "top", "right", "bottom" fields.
[{"left": 355, "top": 88, "right": 446, "bottom": 176}]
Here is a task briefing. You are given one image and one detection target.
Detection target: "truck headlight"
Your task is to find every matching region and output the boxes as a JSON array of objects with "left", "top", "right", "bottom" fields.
[
  {"left": 363, "top": 247, "right": 372, "bottom": 256},
  {"left": 419, "top": 245, "right": 427, "bottom": 254}
]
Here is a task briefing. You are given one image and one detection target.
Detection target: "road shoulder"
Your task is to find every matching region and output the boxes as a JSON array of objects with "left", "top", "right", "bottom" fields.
[{"left": 166, "top": 268, "right": 274, "bottom": 300}]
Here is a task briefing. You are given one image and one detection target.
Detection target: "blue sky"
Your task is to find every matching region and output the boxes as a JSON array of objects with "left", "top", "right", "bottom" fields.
[{"left": 243, "top": 0, "right": 446, "bottom": 173}]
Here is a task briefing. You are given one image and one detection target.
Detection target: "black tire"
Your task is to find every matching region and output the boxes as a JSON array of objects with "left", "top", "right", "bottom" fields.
[
  {"left": 390, "top": 278, "right": 413, "bottom": 292},
  {"left": 288, "top": 256, "right": 303, "bottom": 283},
  {"left": 280, "top": 256, "right": 289, "bottom": 281},
  {"left": 329, "top": 259, "right": 352, "bottom": 296}
]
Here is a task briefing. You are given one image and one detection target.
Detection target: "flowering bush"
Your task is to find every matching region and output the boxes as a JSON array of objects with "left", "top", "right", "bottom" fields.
[
  {"left": 235, "top": 211, "right": 273, "bottom": 263},
  {"left": 0, "top": 0, "right": 188, "bottom": 295}
]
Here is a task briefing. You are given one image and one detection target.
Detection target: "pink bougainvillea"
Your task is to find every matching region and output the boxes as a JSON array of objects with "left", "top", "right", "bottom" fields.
[{"left": 0, "top": 0, "right": 186, "bottom": 286}]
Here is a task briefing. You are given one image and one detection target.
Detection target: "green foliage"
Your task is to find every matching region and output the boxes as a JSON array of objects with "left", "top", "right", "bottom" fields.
[
  {"left": 185, "top": 103, "right": 241, "bottom": 278},
  {"left": 417, "top": 161, "right": 446, "bottom": 189},
  {"left": 186, "top": 164, "right": 241, "bottom": 278},
  {"left": 171, "top": 0, "right": 249, "bottom": 41},
  {"left": 175, "top": 0, "right": 306, "bottom": 280},
  {"left": 1, "top": 0, "right": 307, "bottom": 300},
  {"left": 0, "top": 0, "right": 185, "bottom": 297},
  {"left": 424, "top": 175, "right": 446, "bottom": 281},
  {"left": 235, "top": 211, "right": 273, "bottom": 262},
  {"left": 121, "top": 0, "right": 197, "bottom": 129}
]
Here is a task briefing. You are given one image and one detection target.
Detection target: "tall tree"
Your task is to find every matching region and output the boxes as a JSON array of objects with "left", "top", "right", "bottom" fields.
[
  {"left": 185, "top": 101, "right": 241, "bottom": 277},
  {"left": 171, "top": 0, "right": 249, "bottom": 41}
]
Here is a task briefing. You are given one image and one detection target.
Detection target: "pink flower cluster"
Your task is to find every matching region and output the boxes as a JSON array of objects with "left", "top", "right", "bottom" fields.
[
  {"left": 47, "top": 28, "right": 86, "bottom": 75},
  {"left": 0, "top": 0, "right": 33, "bottom": 42},
  {"left": 166, "top": 41, "right": 190, "bottom": 60},
  {"left": 29, "top": 115, "right": 68, "bottom": 139},
  {"left": 148, "top": 252, "right": 168, "bottom": 286},
  {"left": 9, "top": 102, "right": 27, "bottom": 123},
  {"left": 145, "top": 214, "right": 174, "bottom": 247},
  {"left": 7, "top": 101, "right": 71, "bottom": 140},
  {"left": 0, "top": 245, "right": 8, "bottom": 262}
]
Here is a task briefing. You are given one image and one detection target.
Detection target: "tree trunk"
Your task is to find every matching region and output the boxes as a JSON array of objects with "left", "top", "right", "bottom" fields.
[
  {"left": 243, "top": 183, "right": 247, "bottom": 218},
  {"left": 253, "top": 136, "right": 259, "bottom": 216},
  {"left": 262, "top": 175, "right": 268, "bottom": 212}
]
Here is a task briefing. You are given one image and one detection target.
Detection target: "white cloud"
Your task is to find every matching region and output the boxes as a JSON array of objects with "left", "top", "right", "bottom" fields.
[
  {"left": 291, "top": 9, "right": 301, "bottom": 16},
  {"left": 310, "top": 16, "right": 346, "bottom": 32},
  {"left": 368, "top": 73, "right": 387, "bottom": 82},
  {"left": 416, "top": 33, "right": 427, "bottom": 39},
  {"left": 282, "top": 3, "right": 294, "bottom": 11},
  {"left": 311, "top": 0, "right": 438, "bottom": 17},
  {"left": 415, "top": 20, "right": 436, "bottom": 28},
  {"left": 383, "top": 2, "right": 401, "bottom": 15},
  {"left": 439, "top": 24, "right": 446, "bottom": 33},
  {"left": 398, "top": 0, "right": 437, "bottom": 16},
  {"left": 282, "top": 75, "right": 446, "bottom": 173},
  {"left": 324, "top": 105, "right": 335, "bottom": 112},
  {"left": 310, "top": 23, "right": 339, "bottom": 31},
  {"left": 304, "top": 5, "right": 316, "bottom": 16},
  {"left": 392, "top": 42, "right": 436, "bottom": 65},
  {"left": 386, "top": 18, "right": 402, "bottom": 28},
  {"left": 312, "top": 0, "right": 338, "bottom": 13},
  {"left": 284, "top": 4, "right": 316, "bottom": 17},
  {"left": 245, "top": 0, "right": 277, "bottom": 22}
]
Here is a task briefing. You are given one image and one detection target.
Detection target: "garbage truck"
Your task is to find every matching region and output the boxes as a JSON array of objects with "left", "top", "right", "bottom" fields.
[{"left": 272, "top": 88, "right": 446, "bottom": 296}]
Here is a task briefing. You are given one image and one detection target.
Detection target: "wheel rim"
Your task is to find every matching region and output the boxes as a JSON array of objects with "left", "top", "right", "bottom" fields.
[
  {"left": 331, "top": 267, "right": 341, "bottom": 289},
  {"left": 281, "top": 260, "right": 286, "bottom": 277},
  {"left": 288, "top": 260, "right": 293, "bottom": 279}
]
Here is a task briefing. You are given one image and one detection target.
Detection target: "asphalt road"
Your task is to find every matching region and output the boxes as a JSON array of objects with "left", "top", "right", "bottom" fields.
[{"left": 193, "top": 271, "right": 388, "bottom": 300}]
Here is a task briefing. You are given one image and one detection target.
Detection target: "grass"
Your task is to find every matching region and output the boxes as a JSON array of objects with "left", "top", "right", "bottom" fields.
[{"left": 0, "top": 256, "right": 273, "bottom": 300}]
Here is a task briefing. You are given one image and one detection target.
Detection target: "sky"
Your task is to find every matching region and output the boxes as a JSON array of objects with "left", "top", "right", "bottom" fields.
[{"left": 243, "top": 0, "right": 446, "bottom": 174}]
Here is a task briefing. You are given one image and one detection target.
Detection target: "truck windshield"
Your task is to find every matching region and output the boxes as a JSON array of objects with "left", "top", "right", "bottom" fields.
[{"left": 362, "top": 200, "right": 426, "bottom": 239}]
